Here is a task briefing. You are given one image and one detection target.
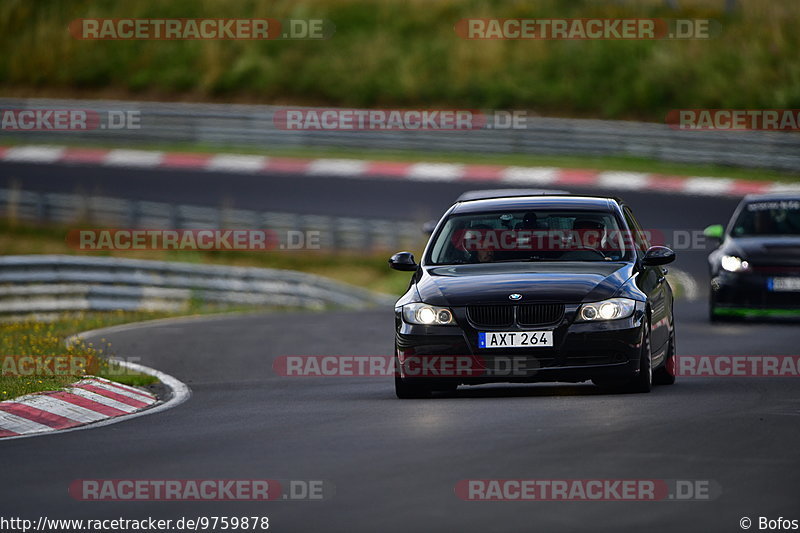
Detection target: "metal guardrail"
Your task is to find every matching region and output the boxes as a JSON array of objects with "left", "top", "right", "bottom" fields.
[
  {"left": 0, "top": 187, "right": 423, "bottom": 253},
  {"left": 1, "top": 98, "right": 799, "bottom": 172},
  {"left": 0, "top": 255, "right": 396, "bottom": 317}
]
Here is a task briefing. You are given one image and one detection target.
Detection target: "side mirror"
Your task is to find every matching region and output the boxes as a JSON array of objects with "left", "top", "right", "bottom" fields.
[
  {"left": 642, "top": 246, "right": 676, "bottom": 266},
  {"left": 421, "top": 220, "right": 438, "bottom": 235},
  {"left": 703, "top": 224, "right": 724, "bottom": 241},
  {"left": 389, "top": 251, "right": 418, "bottom": 271}
]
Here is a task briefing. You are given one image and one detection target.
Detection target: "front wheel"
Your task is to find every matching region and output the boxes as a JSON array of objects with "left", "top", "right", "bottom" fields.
[
  {"left": 654, "top": 329, "right": 676, "bottom": 385},
  {"left": 709, "top": 289, "right": 720, "bottom": 323},
  {"left": 627, "top": 324, "right": 652, "bottom": 393}
]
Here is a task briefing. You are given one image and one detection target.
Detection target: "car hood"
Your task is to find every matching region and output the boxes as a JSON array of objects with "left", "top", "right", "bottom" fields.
[
  {"left": 416, "top": 262, "right": 634, "bottom": 307},
  {"left": 723, "top": 236, "right": 800, "bottom": 266}
]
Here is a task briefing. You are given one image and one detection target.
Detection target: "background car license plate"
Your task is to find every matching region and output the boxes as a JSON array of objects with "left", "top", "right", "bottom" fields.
[
  {"left": 769, "top": 277, "right": 800, "bottom": 292},
  {"left": 479, "top": 331, "right": 553, "bottom": 348}
]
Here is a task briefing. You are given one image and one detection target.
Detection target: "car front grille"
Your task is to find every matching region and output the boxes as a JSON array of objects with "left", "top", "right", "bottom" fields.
[
  {"left": 467, "top": 305, "right": 514, "bottom": 327},
  {"left": 467, "top": 304, "right": 564, "bottom": 328},
  {"left": 517, "top": 303, "right": 564, "bottom": 326}
]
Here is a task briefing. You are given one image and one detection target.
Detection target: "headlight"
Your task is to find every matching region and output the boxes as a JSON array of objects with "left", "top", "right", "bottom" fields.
[
  {"left": 721, "top": 255, "right": 749, "bottom": 272},
  {"left": 401, "top": 303, "right": 456, "bottom": 326},
  {"left": 576, "top": 298, "right": 636, "bottom": 322}
]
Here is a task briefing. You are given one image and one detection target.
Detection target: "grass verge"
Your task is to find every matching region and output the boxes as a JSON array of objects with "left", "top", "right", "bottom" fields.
[
  {"left": 1, "top": 0, "right": 798, "bottom": 122},
  {"left": 0, "top": 312, "right": 170, "bottom": 401}
]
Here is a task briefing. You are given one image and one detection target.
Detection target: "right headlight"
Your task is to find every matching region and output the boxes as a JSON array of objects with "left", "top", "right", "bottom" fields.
[
  {"left": 576, "top": 298, "right": 637, "bottom": 322},
  {"left": 401, "top": 303, "right": 457, "bottom": 326},
  {"left": 720, "top": 255, "right": 749, "bottom": 273}
]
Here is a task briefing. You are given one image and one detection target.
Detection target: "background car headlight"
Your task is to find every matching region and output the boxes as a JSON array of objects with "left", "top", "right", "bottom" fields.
[
  {"left": 577, "top": 298, "right": 636, "bottom": 322},
  {"left": 721, "top": 255, "right": 749, "bottom": 272},
  {"left": 401, "top": 303, "right": 456, "bottom": 325}
]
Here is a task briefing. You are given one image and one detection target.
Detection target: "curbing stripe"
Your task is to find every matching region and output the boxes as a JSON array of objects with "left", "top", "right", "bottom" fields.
[
  {"left": 597, "top": 171, "right": 651, "bottom": 190},
  {"left": 207, "top": 154, "right": 267, "bottom": 172},
  {"left": 0, "top": 403, "right": 80, "bottom": 430},
  {"left": 408, "top": 162, "right": 465, "bottom": 181},
  {"left": 4, "top": 146, "right": 65, "bottom": 163},
  {"left": 501, "top": 166, "right": 559, "bottom": 185},
  {"left": 50, "top": 390, "right": 128, "bottom": 417},
  {"left": 65, "top": 387, "right": 140, "bottom": 413},
  {"left": 306, "top": 158, "right": 367, "bottom": 176},
  {"left": 0, "top": 144, "right": 795, "bottom": 197},
  {"left": 0, "top": 409, "right": 53, "bottom": 434},
  {"left": 76, "top": 382, "right": 153, "bottom": 408},
  {"left": 91, "top": 376, "right": 156, "bottom": 400},
  {"left": 21, "top": 394, "right": 109, "bottom": 423},
  {"left": 105, "top": 149, "right": 164, "bottom": 167}
]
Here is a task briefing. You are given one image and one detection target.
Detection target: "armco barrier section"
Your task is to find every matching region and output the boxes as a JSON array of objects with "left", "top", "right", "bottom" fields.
[
  {"left": 1, "top": 98, "right": 799, "bottom": 171},
  {"left": 0, "top": 187, "right": 423, "bottom": 253},
  {"left": 0, "top": 255, "right": 396, "bottom": 316}
]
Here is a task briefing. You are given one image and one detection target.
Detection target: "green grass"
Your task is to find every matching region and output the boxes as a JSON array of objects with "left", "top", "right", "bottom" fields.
[
  {"left": 0, "top": 312, "right": 167, "bottom": 400},
  {"left": 1, "top": 0, "right": 798, "bottom": 123}
]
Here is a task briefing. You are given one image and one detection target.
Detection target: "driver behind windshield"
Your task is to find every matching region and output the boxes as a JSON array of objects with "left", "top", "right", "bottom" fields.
[{"left": 572, "top": 219, "right": 607, "bottom": 251}]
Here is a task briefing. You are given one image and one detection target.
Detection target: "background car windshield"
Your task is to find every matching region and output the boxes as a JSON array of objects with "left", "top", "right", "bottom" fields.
[
  {"left": 428, "top": 210, "right": 631, "bottom": 264},
  {"left": 732, "top": 200, "right": 800, "bottom": 236}
]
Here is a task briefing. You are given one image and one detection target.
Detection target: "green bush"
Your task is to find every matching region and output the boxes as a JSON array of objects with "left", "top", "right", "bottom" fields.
[{"left": 1, "top": 0, "right": 797, "bottom": 121}]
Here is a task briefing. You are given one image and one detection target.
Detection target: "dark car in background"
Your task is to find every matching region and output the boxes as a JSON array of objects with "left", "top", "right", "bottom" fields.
[
  {"left": 705, "top": 193, "right": 800, "bottom": 321},
  {"left": 389, "top": 194, "right": 677, "bottom": 398}
]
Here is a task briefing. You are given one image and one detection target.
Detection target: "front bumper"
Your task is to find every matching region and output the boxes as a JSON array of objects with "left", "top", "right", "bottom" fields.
[
  {"left": 712, "top": 271, "right": 800, "bottom": 310},
  {"left": 394, "top": 302, "right": 646, "bottom": 384}
]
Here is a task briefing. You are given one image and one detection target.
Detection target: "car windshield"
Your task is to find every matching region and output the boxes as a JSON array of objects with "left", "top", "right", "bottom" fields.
[
  {"left": 731, "top": 200, "right": 800, "bottom": 237},
  {"left": 427, "top": 209, "right": 634, "bottom": 264}
]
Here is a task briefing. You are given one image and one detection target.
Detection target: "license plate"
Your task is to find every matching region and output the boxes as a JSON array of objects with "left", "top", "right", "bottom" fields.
[
  {"left": 769, "top": 277, "right": 800, "bottom": 292},
  {"left": 479, "top": 331, "right": 553, "bottom": 348}
]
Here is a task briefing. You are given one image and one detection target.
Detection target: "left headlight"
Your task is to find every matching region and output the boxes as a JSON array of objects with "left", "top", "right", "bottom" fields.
[
  {"left": 576, "top": 298, "right": 637, "bottom": 322},
  {"left": 401, "top": 303, "right": 457, "bottom": 326}
]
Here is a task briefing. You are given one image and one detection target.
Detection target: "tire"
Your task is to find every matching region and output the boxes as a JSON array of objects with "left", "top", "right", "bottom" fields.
[
  {"left": 395, "top": 375, "right": 432, "bottom": 399},
  {"left": 626, "top": 323, "right": 652, "bottom": 393},
  {"left": 654, "top": 329, "right": 676, "bottom": 385},
  {"left": 709, "top": 289, "right": 720, "bottom": 323}
]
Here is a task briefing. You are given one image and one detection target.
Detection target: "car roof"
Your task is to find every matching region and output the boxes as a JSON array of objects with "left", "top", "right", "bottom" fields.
[
  {"left": 451, "top": 195, "right": 619, "bottom": 214},
  {"left": 455, "top": 189, "right": 571, "bottom": 202},
  {"left": 742, "top": 192, "right": 800, "bottom": 202}
]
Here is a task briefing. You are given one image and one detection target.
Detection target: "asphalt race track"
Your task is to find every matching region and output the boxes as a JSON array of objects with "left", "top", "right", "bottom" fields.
[
  {"left": 2, "top": 161, "right": 799, "bottom": 532},
  {"left": 2, "top": 303, "right": 799, "bottom": 532}
]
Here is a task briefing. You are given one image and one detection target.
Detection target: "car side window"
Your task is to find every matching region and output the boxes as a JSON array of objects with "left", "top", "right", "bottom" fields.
[{"left": 622, "top": 206, "right": 650, "bottom": 257}]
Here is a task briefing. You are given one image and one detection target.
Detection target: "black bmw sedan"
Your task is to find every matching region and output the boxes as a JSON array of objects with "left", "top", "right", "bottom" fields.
[
  {"left": 389, "top": 194, "right": 677, "bottom": 398},
  {"left": 705, "top": 193, "right": 800, "bottom": 321}
]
